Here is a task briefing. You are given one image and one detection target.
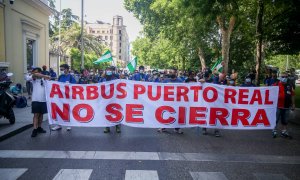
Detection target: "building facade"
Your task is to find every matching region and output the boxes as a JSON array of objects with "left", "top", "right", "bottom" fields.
[
  {"left": 86, "top": 15, "right": 130, "bottom": 67},
  {"left": 0, "top": 0, "right": 52, "bottom": 84}
]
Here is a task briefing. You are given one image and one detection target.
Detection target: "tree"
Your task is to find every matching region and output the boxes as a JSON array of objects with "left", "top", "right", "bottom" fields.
[{"left": 255, "top": 0, "right": 264, "bottom": 86}]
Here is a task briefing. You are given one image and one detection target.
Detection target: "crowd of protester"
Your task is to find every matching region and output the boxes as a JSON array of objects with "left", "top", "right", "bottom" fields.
[{"left": 25, "top": 64, "right": 296, "bottom": 139}]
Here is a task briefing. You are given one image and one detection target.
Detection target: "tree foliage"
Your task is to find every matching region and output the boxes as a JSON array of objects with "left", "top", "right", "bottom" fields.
[
  {"left": 125, "top": 0, "right": 300, "bottom": 79},
  {"left": 48, "top": 2, "right": 106, "bottom": 70}
]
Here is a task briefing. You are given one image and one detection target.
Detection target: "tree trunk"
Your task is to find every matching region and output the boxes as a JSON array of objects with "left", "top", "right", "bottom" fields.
[
  {"left": 221, "top": 30, "right": 230, "bottom": 74},
  {"left": 255, "top": 0, "right": 264, "bottom": 86},
  {"left": 198, "top": 47, "right": 206, "bottom": 70},
  {"left": 182, "top": 56, "right": 186, "bottom": 71},
  {"left": 217, "top": 16, "right": 236, "bottom": 74}
]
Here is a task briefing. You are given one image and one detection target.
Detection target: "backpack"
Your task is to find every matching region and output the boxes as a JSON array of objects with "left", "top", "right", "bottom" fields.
[{"left": 16, "top": 96, "right": 27, "bottom": 108}]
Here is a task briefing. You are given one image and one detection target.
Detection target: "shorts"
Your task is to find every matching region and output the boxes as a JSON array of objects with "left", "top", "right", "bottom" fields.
[
  {"left": 276, "top": 108, "right": 288, "bottom": 125},
  {"left": 32, "top": 101, "right": 48, "bottom": 114}
]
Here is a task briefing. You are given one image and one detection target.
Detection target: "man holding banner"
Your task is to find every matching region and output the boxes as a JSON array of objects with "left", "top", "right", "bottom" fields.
[
  {"left": 158, "top": 67, "right": 184, "bottom": 134},
  {"left": 99, "top": 66, "right": 121, "bottom": 133}
]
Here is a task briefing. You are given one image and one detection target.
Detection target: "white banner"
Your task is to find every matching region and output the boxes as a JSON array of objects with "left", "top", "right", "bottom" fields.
[{"left": 45, "top": 80, "right": 279, "bottom": 129}]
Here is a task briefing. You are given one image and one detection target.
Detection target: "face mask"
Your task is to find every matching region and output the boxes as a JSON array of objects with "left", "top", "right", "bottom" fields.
[
  {"left": 60, "top": 70, "right": 65, "bottom": 75},
  {"left": 106, "top": 71, "right": 112, "bottom": 76},
  {"left": 281, "top": 77, "right": 287, "bottom": 83},
  {"left": 154, "top": 75, "right": 158, "bottom": 79},
  {"left": 70, "top": 73, "right": 74, "bottom": 76},
  {"left": 230, "top": 80, "right": 235, "bottom": 85},
  {"left": 139, "top": 70, "right": 144, "bottom": 73},
  {"left": 245, "top": 78, "right": 251, "bottom": 83}
]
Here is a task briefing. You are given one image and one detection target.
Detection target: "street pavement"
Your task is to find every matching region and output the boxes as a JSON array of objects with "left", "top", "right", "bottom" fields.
[
  {"left": 0, "top": 121, "right": 300, "bottom": 180},
  {"left": 0, "top": 96, "right": 300, "bottom": 180}
]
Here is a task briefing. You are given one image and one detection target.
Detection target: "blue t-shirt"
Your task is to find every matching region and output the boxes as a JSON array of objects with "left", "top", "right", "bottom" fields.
[
  {"left": 50, "top": 71, "right": 57, "bottom": 80},
  {"left": 179, "top": 76, "right": 186, "bottom": 81},
  {"left": 58, "top": 74, "right": 76, "bottom": 83},
  {"left": 150, "top": 78, "right": 161, "bottom": 83},
  {"left": 213, "top": 76, "right": 219, "bottom": 84},
  {"left": 131, "top": 73, "right": 148, "bottom": 81},
  {"left": 99, "top": 75, "right": 117, "bottom": 82},
  {"left": 241, "top": 83, "right": 255, "bottom": 87},
  {"left": 163, "top": 78, "right": 183, "bottom": 83},
  {"left": 41, "top": 70, "right": 50, "bottom": 76},
  {"left": 265, "top": 78, "right": 278, "bottom": 86}
]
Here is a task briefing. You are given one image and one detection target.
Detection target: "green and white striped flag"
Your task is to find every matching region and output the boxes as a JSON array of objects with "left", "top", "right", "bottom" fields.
[
  {"left": 126, "top": 57, "right": 137, "bottom": 73},
  {"left": 93, "top": 50, "right": 113, "bottom": 64},
  {"left": 211, "top": 57, "right": 223, "bottom": 73}
]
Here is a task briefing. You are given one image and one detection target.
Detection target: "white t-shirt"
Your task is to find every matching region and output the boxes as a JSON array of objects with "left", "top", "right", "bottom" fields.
[
  {"left": 32, "top": 79, "right": 46, "bottom": 102},
  {"left": 24, "top": 73, "right": 32, "bottom": 82}
]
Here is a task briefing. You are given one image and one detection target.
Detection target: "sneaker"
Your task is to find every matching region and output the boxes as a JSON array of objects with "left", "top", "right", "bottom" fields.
[
  {"left": 37, "top": 127, "right": 46, "bottom": 133},
  {"left": 116, "top": 125, "right": 121, "bottom": 133},
  {"left": 66, "top": 127, "right": 72, "bottom": 131},
  {"left": 31, "top": 129, "right": 38, "bottom": 137},
  {"left": 174, "top": 129, "right": 183, "bottom": 134},
  {"left": 157, "top": 128, "right": 166, "bottom": 133},
  {"left": 272, "top": 130, "right": 277, "bottom": 138},
  {"left": 104, "top": 127, "right": 110, "bottom": 133},
  {"left": 51, "top": 125, "right": 62, "bottom": 131},
  {"left": 214, "top": 130, "right": 220, "bottom": 137},
  {"left": 281, "top": 131, "right": 290, "bottom": 138},
  {"left": 202, "top": 128, "right": 207, "bottom": 135}
]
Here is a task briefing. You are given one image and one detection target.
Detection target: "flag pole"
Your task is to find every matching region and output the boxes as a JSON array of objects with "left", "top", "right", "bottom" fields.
[{"left": 80, "top": 0, "right": 84, "bottom": 70}]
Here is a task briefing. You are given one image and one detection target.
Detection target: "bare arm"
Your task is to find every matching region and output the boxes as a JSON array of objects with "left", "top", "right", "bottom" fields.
[{"left": 32, "top": 72, "right": 50, "bottom": 80}]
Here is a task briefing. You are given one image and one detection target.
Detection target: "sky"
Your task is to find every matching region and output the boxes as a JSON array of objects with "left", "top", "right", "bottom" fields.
[{"left": 55, "top": 0, "right": 143, "bottom": 42}]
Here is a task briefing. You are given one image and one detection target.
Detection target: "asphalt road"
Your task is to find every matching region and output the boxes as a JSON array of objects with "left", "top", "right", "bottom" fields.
[{"left": 0, "top": 123, "right": 299, "bottom": 180}]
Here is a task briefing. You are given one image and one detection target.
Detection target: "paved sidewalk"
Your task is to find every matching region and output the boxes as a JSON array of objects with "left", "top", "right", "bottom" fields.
[{"left": 0, "top": 99, "right": 48, "bottom": 141}]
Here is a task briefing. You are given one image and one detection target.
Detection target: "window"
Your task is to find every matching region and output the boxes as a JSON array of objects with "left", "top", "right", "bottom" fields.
[
  {"left": 99, "top": 36, "right": 102, "bottom": 40},
  {"left": 97, "top": 31, "right": 100, "bottom": 33},
  {"left": 119, "top": 43, "right": 121, "bottom": 47},
  {"left": 105, "top": 36, "right": 108, "bottom": 40},
  {"left": 119, "top": 55, "right": 121, "bottom": 59},
  {"left": 102, "top": 30, "right": 105, "bottom": 33},
  {"left": 119, "top": 30, "right": 122, "bottom": 34},
  {"left": 110, "top": 36, "right": 113, "bottom": 40},
  {"left": 26, "top": 39, "right": 35, "bottom": 69},
  {"left": 119, "top": 49, "right": 121, "bottom": 53},
  {"left": 92, "top": 30, "right": 95, "bottom": 33},
  {"left": 111, "top": 42, "right": 113, "bottom": 46},
  {"left": 110, "top": 29, "right": 113, "bottom": 33},
  {"left": 119, "top": 36, "right": 122, "bottom": 40}
]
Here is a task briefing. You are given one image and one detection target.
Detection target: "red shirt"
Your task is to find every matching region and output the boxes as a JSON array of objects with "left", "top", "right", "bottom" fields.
[{"left": 273, "top": 82, "right": 295, "bottom": 108}]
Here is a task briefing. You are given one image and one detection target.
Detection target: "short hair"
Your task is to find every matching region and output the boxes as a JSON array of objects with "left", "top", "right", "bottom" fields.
[{"left": 60, "top": 64, "right": 70, "bottom": 70}]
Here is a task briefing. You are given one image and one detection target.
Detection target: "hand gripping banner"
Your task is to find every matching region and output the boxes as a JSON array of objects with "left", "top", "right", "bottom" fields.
[{"left": 45, "top": 80, "right": 279, "bottom": 129}]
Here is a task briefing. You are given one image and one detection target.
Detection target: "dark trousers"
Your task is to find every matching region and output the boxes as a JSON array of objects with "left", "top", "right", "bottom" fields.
[{"left": 26, "top": 81, "right": 33, "bottom": 96}]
